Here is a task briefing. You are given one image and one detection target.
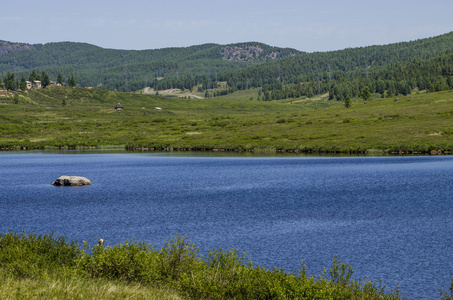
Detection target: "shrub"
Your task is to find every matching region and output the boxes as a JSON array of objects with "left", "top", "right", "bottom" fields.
[
  {"left": 343, "top": 118, "right": 352, "bottom": 123},
  {"left": 159, "top": 234, "right": 199, "bottom": 282},
  {"left": 81, "top": 239, "right": 156, "bottom": 283},
  {"left": 0, "top": 231, "right": 81, "bottom": 278},
  {"left": 0, "top": 232, "right": 404, "bottom": 299},
  {"left": 80, "top": 234, "right": 199, "bottom": 286}
]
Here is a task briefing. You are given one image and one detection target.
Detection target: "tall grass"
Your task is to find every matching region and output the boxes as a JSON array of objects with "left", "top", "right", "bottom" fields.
[{"left": 0, "top": 272, "right": 182, "bottom": 299}]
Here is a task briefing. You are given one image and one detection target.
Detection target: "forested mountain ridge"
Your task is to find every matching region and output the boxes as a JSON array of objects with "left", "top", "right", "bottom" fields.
[
  {"left": 1, "top": 31, "right": 453, "bottom": 99},
  {"left": 218, "top": 31, "right": 453, "bottom": 90},
  {"left": 208, "top": 31, "right": 453, "bottom": 100},
  {"left": 0, "top": 41, "right": 301, "bottom": 90}
]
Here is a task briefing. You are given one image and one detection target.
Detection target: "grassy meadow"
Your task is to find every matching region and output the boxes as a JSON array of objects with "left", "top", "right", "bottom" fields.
[{"left": 0, "top": 87, "right": 452, "bottom": 154}]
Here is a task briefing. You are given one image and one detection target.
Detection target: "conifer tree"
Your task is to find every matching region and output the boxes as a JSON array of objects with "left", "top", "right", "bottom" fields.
[
  {"left": 387, "top": 88, "right": 394, "bottom": 98},
  {"left": 360, "top": 86, "right": 371, "bottom": 101},
  {"left": 29, "top": 70, "right": 39, "bottom": 82},
  {"left": 41, "top": 71, "right": 50, "bottom": 88},
  {"left": 20, "top": 76, "right": 27, "bottom": 90},
  {"left": 5, "top": 72, "right": 15, "bottom": 91},
  {"left": 344, "top": 95, "right": 352, "bottom": 108},
  {"left": 68, "top": 76, "right": 76, "bottom": 87}
]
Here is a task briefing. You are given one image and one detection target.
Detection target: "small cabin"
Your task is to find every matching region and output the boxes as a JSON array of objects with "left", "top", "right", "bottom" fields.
[
  {"left": 33, "top": 81, "right": 42, "bottom": 89},
  {"left": 114, "top": 103, "right": 124, "bottom": 110}
]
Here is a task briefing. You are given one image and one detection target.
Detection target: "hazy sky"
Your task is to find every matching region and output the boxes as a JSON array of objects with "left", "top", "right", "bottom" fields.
[{"left": 2, "top": 0, "right": 453, "bottom": 52}]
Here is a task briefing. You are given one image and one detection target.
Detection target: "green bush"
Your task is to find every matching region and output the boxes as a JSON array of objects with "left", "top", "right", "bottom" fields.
[
  {"left": 0, "top": 231, "right": 414, "bottom": 299},
  {"left": 178, "top": 251, "right": 400, "bottom": 299},
  {"left": 159, "top": 234, "right": 200, "bottom": 282},
  {"left": 81, "top": 239, "right": 156, "bottom": 282},
  {"left": 80, "top": 234, "right": 199, "bottom": 286},
  {"left": 343, "top": 118, "right": 353, "bottom": 123},
  {"left": 0, "top": 231, "right": 82, "bottom": 278}
]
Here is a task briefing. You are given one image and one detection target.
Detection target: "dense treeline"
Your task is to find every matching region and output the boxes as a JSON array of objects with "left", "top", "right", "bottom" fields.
[
  {"left": 222, "top": 31, "right": 453, "bottom": 84},
  {"left": 0, "top": 41, "right": 299, "bottom": 91},
  {"left": 1, "top": 32, "right": 453, "bottom": 99},
  {"left": 136, "top": 31, "right": 453, "bottom": 98},
  {"left": 255, "top": 51, "right": 453, "bottom": 101},
  {"left": 215, "top": 32, "right": 453, "bottom": 100},
  {"left": 0, "top": 69, "right": 74, "bottom": 91}
]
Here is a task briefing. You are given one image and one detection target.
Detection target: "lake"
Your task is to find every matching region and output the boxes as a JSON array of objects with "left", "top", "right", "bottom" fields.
[{"left": 0, "top": 151, "right": 452, "bottom": 299}]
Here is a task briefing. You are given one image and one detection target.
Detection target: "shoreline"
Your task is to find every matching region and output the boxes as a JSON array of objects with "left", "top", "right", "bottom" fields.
[{"left": 1, "top": 144, "right": 451, "bottom": 156}]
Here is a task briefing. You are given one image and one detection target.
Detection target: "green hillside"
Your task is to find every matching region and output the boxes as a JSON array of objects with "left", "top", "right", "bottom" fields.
[
  {"left": 1, "top": 31, "right": 453, "bottom": 97},
  {"left": 211, "top": 31, "right": 453, "bottom": 100},
  {"left": 0, "top": 87, "right": 451, "bottom": 154},
  {"left": 1, "top": 32, "right": 452, "bottom": 154},
  {"left": 0, "top": 41, "right": 300, "bottom": 91}
]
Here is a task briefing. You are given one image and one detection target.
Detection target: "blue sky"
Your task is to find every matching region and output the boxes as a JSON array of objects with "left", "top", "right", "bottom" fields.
[{"left": 2, "top": 0, "right": 453, "bottom": 52}]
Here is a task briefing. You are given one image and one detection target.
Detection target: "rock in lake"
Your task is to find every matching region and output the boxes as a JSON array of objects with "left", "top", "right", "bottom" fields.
[{"left": 52, "top": 176, "right": 91, "bottom": 186}]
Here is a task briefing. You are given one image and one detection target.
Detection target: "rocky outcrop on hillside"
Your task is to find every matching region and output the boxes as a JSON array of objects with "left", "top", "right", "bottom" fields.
[
  {"left": 0, "top": 41, "right": 34, "bottom": 56},
  {"left": 222, "top": 45, "right": 282, "bottom": 62}
]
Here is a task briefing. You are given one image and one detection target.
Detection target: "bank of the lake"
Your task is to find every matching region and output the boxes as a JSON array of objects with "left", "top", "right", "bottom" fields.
[
  {"left": 0, "top": 87, "right": 452, "bottom": 154},
  {"left": 1, "top": 152, "right": 452, "bottom": 299},
  {"left": 1, "top": 144, "right": 452, "bottom": 156},
  {"left": 0, "top": 231, "right": 403, "bottom": 300}
]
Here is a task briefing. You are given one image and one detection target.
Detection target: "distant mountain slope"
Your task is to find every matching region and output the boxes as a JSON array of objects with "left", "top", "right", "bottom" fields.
[
  {"left": 0, "top": 41, "right": 35, "bottom": 56},
  {"left": 145, "top": 31, "right": 453, "bottom": 99},
  {"left": 1, "top": 32, "right": 453, "bottom": 97},
  {"left": 221, "top": 31, "right": 453, "bottom": 87},
  {"left": 0, "top": 41, "right": 301, "bottom": 90}
]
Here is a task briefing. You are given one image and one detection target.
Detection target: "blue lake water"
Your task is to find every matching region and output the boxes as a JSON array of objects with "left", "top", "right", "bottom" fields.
[{"left": 0, "top": 151, "right": 452, "bottom": 299}]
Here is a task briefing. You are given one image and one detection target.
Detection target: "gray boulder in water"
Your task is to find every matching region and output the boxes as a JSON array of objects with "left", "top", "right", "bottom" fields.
[{"left": 52, "top": 175, "right": 91, "bottom": 186}]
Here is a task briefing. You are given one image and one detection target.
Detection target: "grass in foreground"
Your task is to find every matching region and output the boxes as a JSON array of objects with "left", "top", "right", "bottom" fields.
[
  {"left": 0, "top": 273, "right": 182, "bottom": 300},
  {"left": 0, "top": 231, "right": 406, "bottom": 299}
]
